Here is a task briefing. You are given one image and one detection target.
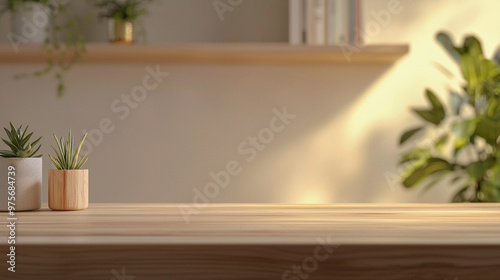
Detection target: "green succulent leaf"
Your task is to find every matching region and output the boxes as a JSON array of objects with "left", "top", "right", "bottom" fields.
[
  {"left": 49, "top": 129, "right": 88, "bottom": 170},
  {"left": 0, "top": 123, "right": 42, "bottom": 158}
]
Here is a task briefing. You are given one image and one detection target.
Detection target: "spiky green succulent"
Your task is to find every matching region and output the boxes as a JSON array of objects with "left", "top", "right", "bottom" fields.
[
  {"left": 48, "top": 129, "right": 88, "bottom": 170},
  {"left": 0, "top": 122, "right": 42, "bottom": 158}
]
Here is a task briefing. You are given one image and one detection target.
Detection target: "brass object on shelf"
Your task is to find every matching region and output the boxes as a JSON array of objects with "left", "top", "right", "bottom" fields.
[{"left": 108, "top": 19, "right": 134, "bottom": 45}]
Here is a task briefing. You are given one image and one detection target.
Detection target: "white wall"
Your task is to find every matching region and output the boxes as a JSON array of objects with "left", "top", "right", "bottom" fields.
[{"left": 1, "top": 0, "right": 500, "bottom": 203}]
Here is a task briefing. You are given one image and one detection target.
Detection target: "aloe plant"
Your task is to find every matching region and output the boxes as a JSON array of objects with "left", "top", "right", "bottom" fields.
[
  {"left": 0, "top": 122, "right": 42, "bottom": 158},
  {"left": 48, "top": 129, "right": 88, "bottom": 170},
  {"left": 399, "top": 32, "right": 500, "bottom": 202}
]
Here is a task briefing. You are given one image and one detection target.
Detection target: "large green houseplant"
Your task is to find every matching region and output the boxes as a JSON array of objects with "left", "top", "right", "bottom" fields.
[{"left": 399, "top": 32, "right": 500, "bottom": 202}]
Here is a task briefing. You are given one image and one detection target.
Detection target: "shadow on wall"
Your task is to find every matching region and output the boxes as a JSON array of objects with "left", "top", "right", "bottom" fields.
[{"left": 208, "top": 64, "right": 397, "bottom": 204}]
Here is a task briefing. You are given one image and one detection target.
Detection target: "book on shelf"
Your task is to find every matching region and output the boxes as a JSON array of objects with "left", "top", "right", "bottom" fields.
[
  {"left": 289, "top": 0, "right": 363, "bottom": 46},
  {"left": 289, "top": 0, "right": 304, "bottom": 45}
]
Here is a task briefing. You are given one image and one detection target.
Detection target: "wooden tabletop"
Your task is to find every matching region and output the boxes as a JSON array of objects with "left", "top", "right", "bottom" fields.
[{"left": 2, "top": 203, "right": 500, "bottom": 246}]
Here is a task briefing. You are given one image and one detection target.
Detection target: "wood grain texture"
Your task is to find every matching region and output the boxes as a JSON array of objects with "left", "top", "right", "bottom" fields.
[
  {"left": 48, "top": 170, "right": 88, "bottom": 211},
  {"left": 1, "top": 203, "right": 499, "bottom": 245},
  {"left": 0, "top": 43, "right": 409, "bottom": 64},
  {"left": 1, "top": 204, "right": 500, "bottom": 279},
  {"left": 5, "top": 245, "right": 499, "bottom": 280}
]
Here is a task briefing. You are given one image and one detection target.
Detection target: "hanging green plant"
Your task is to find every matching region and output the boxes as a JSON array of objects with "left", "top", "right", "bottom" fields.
[{"left": 1, "top": 0, "right": 86, "bottom": 97}]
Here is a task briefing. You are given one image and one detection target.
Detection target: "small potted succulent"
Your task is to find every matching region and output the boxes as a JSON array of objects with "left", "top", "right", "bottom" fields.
[
  {"left": 48, "top": 129, "right": 89, "bottom": 211},
  {"left": 0, "top": 123, "right": 42, "bottom": 211},
  {"left": 95, "top": 0, "right": 153, "bottom": 44}
]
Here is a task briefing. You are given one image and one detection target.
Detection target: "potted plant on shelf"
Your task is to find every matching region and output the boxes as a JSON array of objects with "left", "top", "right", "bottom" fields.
[
  {"left": 399, "top": 32, "right": 500, "bottom": 202},
  {"left": 48, "top": 129, "right": 89, "bottom": 211},
  {"left": 2, "top": 0, "right": 50, "bottom": 44},
  {"left": 95, "top": 0, "right": 153, "bottom": 45},
  {"left": 0, "top": 123, "right": 42, "bottom": 211}
]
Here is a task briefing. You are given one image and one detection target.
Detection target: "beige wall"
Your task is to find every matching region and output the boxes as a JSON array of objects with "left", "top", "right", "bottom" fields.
[{"left": 1, "top": 0, "right": 500, "bottom": 203}]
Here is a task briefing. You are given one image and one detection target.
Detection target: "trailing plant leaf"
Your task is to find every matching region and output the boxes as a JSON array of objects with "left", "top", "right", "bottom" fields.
[
  {"left": 48, "top": 129, "right": 88, "bottom": 170},
  {"left": 4, "top": 0, "right": 86, "bottom": 97},
  {"left": 0, "top": 122, "right": 42, "bottom": 158}
]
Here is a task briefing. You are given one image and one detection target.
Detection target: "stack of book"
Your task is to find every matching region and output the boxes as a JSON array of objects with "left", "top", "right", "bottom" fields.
[{"left": 289, "top": 0, "right": 363, "bottom": 46}]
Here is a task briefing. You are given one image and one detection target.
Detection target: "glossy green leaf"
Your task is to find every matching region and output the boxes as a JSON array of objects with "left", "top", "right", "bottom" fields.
[
  {"left": 412, "top": 109, "right": 445, "bottom": 125},
  {"left": 436, "top": 32, "right": 462, "bottom": 63},
  {"left": 466, "top": 161, "right": 487, "bottom": 181},
  {"left": 402, "top": 158, "right": 452, "bottom": 188},
  {"left": 452, "top": 119, "right": 477, "bottom": 138},
  {"left": 400, "top": 148, "right": 430, "bottom": 164},
  {"left": 462, "top": 36, "right": 483, "bottom": 60},
  {"left": 426, "top": 89, "right": 444, "bottom": 111},
  {"left": 399, "top": 127, "right": 423, "bottom": 145},
  {"left": 475, "top": 117, "right": 500, "bottom": 145}
]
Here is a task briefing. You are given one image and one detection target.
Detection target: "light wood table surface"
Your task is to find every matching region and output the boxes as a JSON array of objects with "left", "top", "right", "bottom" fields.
[{"left": 1, "top": 203, "right": 500, "bottom": 280}]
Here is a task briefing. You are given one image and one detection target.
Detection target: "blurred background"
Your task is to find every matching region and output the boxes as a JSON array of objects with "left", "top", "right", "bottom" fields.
[{"left": 1, "top": 0, "right": 499, "bottom": 203}]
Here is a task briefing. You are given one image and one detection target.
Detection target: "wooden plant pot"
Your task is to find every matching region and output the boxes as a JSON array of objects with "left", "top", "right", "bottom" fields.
[{"left": 49, "top": 169, "right": 88, "bottom": 211}]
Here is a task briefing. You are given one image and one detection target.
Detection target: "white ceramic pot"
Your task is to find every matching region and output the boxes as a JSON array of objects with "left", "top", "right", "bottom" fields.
[
  {"left": 0, "top": 158, "right": 42, "bottom": 211},
  {"left": 11, "top": 2, "right": 50, "bottom": 44}
]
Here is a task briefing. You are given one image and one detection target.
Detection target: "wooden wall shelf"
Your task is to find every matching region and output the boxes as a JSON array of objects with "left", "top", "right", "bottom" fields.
[{"left": 0, "top": 43, "right": 409, "bottom": 65}]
